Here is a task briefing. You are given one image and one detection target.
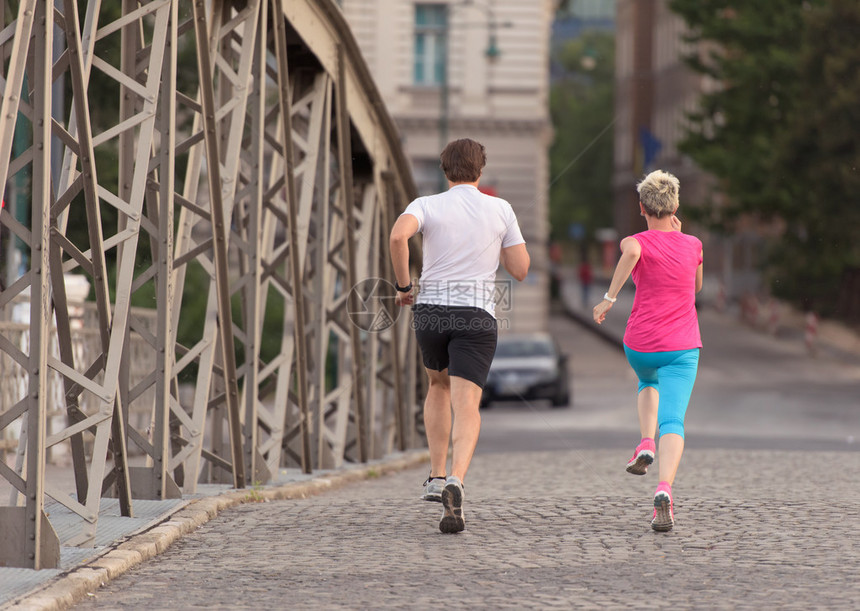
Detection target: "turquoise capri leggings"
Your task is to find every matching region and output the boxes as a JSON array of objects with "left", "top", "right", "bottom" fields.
[{"left": 623, "top": 345, "right": 700, "bottom": 440}]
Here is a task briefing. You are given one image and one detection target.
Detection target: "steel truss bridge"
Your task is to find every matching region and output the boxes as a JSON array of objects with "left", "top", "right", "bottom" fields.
[{"left": 0, "top": 0, "right": 421, "bottom": 569}]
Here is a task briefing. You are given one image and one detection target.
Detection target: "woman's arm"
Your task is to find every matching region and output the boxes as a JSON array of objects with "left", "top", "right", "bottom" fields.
[
  {"left": 676, "top": 217, "right": 703, "bottom": 294},
  {"left": 592, "top": 236, "right": 641, "bottom": 325},
  {"left": 695, "top": 250, "right": 703, "bottom": 294}
]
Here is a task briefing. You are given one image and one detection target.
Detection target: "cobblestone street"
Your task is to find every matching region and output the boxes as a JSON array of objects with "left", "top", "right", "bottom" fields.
[
  {"left": 7, "top": 295, "right": 860, "bottom": 609},
  {"left": 75, "top": 448, "right": 860, "bottom": 609}
]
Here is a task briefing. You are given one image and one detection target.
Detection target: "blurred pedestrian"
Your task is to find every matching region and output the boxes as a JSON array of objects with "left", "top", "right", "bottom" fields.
[
  {"left": 549, "top": 241, "right": 562, "bottom": 299},
  {"left": 389, "top": 138, "right": 530, "bottom": 534},
  {"left": 592, "top": 170, "right": 703, "bottom": 532},
  {"left": 578, "top": 256, "right": 593, "bottom": 308}
]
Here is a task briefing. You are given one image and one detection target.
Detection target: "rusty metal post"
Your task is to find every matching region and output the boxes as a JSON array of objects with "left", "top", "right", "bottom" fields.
[
  {"left": 0, "top": 0, "right": 422, "bottom": 553},
  {"left": 20, "top": 0, "right": 60, "bottom": 570},
  {"left": 190, "top": 0, "right": 246, "bottom": 489},
  {"left": 334, "top": 44, "right": 369, "bottom": 463},
  {"left": 270, "top": 1, "right": 313, "bottom": 473}
]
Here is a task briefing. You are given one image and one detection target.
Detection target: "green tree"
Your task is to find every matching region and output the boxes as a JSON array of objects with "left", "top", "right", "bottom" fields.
[
  {"left": 668, "top": 0, "right": 809, "bottom": 221},
  {"left": 670, "top": 0, "right": 860, "bottom": 314},
  {"left": 766, "top": 0, "right": 860, "bottom": 312},
  {"left": 548, "top": 30, "right": 615, "bottom": 245}
]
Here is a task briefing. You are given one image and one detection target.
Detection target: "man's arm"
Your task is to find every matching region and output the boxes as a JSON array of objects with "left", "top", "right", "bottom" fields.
[
  {"left": 389, "top": 213, "right": 419, "bottom": 305},
  {"left": 500, "top": 243, "right": 530, "bottom": 282}
]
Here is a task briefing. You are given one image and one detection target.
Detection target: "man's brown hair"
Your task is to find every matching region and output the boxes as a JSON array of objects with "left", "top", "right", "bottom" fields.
[{"left": 440, "top": 138, "right": 486, "bottom": 183}]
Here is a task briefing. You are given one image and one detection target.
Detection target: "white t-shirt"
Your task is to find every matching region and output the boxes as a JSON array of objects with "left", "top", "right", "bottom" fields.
[{"left": 401, "top": 184, "right": 525, "bottom": 317}]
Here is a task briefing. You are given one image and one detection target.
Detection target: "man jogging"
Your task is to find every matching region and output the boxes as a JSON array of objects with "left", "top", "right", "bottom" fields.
[{"left": 389, "top": 138, "right": 530, "bottom": 533}]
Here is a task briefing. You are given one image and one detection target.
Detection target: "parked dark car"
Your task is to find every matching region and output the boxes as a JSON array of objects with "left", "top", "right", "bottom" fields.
[{"left": 481, "top": 333, "right": 570, "bottom": 408}]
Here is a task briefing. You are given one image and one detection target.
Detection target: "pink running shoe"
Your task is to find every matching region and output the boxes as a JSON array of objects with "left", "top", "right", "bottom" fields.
[
  {"left": 625, "top": 438, "right": 655, "bottom": 475},
  {"left": 651, "top": 482, "right": 674, "bottom": 532}
]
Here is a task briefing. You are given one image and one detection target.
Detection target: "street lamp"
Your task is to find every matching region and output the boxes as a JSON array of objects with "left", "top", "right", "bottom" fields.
[
  {"left": 437, "top": 0, "right": 513, "bottom": 190},
  {"left": 461, "top": 0, "right": 513, "bottom": 62},
  {"left": 485, "top": 32, "right": 501, "bottom": 60}
]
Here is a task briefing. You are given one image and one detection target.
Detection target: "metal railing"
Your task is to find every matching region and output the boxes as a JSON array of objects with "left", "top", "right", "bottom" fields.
[{"left": 0, "top": 0, "right": 419, "bottom": 568}]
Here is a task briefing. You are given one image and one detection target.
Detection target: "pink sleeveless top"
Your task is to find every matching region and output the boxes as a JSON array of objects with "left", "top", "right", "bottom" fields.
[{"left": 623, "top": 230, "right": 703, "bottom": 352}]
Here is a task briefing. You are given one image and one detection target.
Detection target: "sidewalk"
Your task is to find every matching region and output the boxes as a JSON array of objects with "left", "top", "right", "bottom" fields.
[
  {"left": 557, "top": 267, "right": 628, "bottom": 348},
  {"left": 557, "top": 266, "right": 860, "bottom": 360}
]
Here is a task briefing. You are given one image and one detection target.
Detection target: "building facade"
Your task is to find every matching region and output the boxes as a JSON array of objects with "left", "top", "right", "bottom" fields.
[
  {"left": 339, "top": 0, "right": 555, "bottom": 333},
  {"left": 613, "top": 0, "right": 755, "bottom": 300}
]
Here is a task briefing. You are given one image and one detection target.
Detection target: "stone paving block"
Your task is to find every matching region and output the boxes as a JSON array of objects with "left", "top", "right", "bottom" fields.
[{"left": 63, "top": 449, "right": 860, "bottom": 609}]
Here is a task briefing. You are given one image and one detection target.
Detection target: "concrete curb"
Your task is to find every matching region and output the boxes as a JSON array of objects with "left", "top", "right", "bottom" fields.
[
  {"left": 5, "top": 450, "right": 430, "bottom": 611},
  {"left": 559, "top": 299, "right": 624, "bottom": 350}
]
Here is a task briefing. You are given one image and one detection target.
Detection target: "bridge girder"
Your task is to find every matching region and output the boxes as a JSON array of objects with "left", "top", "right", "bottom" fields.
[{"left": 0, "top": 0, "right": 419, "bottom": 569}]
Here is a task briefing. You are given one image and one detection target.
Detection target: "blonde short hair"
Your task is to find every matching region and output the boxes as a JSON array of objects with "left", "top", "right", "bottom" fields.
[{"left": 636, "top": 170, "right": 679, "bottom": 218}]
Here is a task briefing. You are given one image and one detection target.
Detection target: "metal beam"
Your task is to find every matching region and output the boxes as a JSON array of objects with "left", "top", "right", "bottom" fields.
[
  {"left": 270, "top": 0, "right": 312, "bottom": 473},
  {"left": 190, "top": 0, "right": 246, "bottom": 489},
  {"left": 0, "top": 0, "right": 420, "bottom": 561}
]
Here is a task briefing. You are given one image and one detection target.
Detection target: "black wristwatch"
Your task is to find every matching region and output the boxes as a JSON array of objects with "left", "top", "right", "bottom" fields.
[{"left": 394, "top": 281, "right": 413, "bottom": 293}]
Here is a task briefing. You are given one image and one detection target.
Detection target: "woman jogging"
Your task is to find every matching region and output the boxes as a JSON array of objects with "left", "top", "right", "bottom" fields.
[{"left": 592, "top": 170, "right": 703, "bottom": 532}]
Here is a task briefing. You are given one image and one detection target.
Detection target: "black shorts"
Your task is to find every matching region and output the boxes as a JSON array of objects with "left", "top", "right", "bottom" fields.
[{"left": 412, "top": 304, "right": 498, "bottom": 389}]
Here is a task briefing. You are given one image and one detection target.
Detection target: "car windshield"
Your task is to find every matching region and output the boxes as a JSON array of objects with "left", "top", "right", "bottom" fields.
[{"left": 495, "top": 339, "right": 554, "bottom": 358}]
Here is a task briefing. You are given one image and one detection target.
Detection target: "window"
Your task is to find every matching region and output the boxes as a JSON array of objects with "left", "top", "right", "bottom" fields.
[{"left": 414, "top": 4, "right": 447, "bottom": 86}]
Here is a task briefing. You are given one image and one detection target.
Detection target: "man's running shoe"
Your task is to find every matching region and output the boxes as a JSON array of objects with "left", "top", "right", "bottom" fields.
[
  {"left": 626, "top": 438, "right": 656, "bottom": 475},
  {"left": 439, "top": 476, "right": 465, "bottom": 534},
  {"left": 651, "top": 482, "right": 674, "bottom": 532},
  {"left": 421, "top": 475, "right": 446, "bottom": 502}
]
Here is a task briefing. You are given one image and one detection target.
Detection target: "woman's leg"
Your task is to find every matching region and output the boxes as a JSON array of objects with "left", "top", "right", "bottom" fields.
[
  {"left": 655, "top": 349, "right": 700, "bottom": 485},
  {"left": 637, "top": 387, "right": 659, "bottom": 439},
  {"left": 623, "top": 345, "right": 660, "bottom": 474},
  {"left": 624, "top": 345, "right": 659, "bottom": 440},
  {"left": 657, "top": 433, "right": 685, "bottom": 485}
]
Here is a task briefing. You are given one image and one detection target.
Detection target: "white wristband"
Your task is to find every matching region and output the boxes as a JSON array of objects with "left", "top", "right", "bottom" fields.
[{"left": 603, "top": 292, "right": 617, "bottom": 303}]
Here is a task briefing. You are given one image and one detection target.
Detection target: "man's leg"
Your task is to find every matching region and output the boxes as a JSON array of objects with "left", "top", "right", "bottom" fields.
[
  {"left": 424, "top": 368, "right": 451, "bottom": 478},
  {"left": 439, "top": 310, "right": 495, "bottom": 533},
  {"left": 438, "top": 374, "right": 481, "bottom": 534},
  {"left": 448, "top": 375, "right": 483, "bottom": 482}
]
